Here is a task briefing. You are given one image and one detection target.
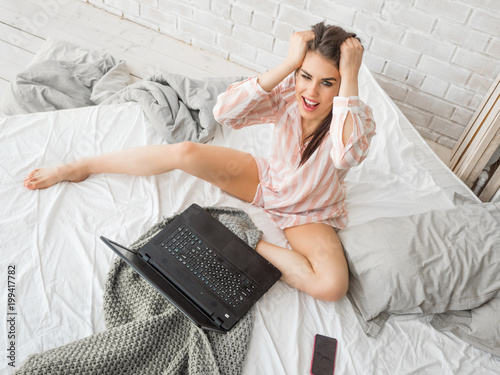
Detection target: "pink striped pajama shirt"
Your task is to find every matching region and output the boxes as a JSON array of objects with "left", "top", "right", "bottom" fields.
[{"left": 213, "top": 73, "right": 376, "bottom": 230}]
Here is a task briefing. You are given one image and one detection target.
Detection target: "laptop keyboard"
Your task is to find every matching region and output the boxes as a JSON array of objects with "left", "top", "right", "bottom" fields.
[{"left": 160, "top": 225, "right": 256, "bottom": 309}]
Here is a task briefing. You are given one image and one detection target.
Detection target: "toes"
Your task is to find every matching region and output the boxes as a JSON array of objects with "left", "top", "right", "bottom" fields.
[
  {"left": 24, "top": 169, "right": 42, "bottom": 189},
  {"left": 24, "top": 178, "right": 36, "bottom": 189},
  {"left": 28, "top": 169, "right": 40, "bottom": 178}
]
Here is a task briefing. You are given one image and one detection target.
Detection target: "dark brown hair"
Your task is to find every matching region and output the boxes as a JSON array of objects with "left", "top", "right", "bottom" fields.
[{"left": 299, "top": 22, "right": 361, "bottom": 166}]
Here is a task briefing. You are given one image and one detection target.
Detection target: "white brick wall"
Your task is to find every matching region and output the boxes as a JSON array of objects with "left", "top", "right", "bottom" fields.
[{"left": 84, "top": 0, "right": 500, "bottom": 150}]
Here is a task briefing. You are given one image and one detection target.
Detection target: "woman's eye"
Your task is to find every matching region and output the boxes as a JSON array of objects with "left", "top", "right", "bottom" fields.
[
  {"left": 322, "top": 81, "right": 333, "bottom": 87},
  {"left": 301, "top": 74, "right": 311, "bottom": 80}
]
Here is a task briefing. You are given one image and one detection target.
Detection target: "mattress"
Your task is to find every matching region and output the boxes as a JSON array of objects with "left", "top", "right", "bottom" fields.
[{"left": 1, "top": 65, "right": 498, "bottom": 374}]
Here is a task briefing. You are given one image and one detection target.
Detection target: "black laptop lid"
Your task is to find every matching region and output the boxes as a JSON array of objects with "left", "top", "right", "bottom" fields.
[
  {"left": 100, "top": 237, "right": 223, "bottom": 332},
  {"left": 101, "top": 204, "right": 281, "bottom": 332}
]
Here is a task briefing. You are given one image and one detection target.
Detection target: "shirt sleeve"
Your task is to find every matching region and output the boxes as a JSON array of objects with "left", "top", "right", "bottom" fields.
[
  {"left": 329, "top": 96, "right": 376, "bottom": 170},
  {"left": 213, "top": 74, "right": 294, "bottom": 129}
]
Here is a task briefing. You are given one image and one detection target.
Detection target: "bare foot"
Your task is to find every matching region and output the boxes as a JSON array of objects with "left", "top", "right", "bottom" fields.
[{"left": 23, "top": 162, "right": 89, "bottom": 190}]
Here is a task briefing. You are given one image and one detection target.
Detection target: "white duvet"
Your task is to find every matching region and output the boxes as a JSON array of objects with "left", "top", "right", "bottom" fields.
[{"left": 1, "top": 66, "right": 498, "bottom": 374}]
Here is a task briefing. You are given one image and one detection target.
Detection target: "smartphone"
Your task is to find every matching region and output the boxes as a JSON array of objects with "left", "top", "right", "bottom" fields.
[{"left": 310, "top": 334, "right": 337, "bottom": 375}]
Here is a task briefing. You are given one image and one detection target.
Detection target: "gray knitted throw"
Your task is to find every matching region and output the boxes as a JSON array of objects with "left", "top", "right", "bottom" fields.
[{"left": 15, "top": 206, "right": 262, "bottom": 375}]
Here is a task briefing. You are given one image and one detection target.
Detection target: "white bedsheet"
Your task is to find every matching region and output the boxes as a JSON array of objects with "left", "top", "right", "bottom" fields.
[{"left": 1, "top": 66, "right": 498, "bottom": 374}]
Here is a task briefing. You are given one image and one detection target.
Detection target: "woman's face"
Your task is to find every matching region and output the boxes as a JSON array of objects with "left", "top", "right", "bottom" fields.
[{"left": 295, "top": 51, "right": 341, "bottom": 126}]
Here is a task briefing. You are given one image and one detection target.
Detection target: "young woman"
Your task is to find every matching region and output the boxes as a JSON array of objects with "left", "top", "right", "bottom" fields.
[{"left": 24, "top": 22, "right": 376, "bottom": 301}]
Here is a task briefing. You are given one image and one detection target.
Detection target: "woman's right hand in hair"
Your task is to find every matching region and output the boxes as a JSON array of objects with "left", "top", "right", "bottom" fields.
[
  {"left": 257, "top": 30, "right": 314, "bottom": 92},
  {"left": 285, "top": 31, "right": 316, "bottom": 70}
]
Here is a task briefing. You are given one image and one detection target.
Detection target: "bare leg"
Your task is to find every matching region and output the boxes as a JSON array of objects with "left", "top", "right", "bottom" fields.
[
  {"left": 256, "top": 223, "right": 348, "bottom": 301},
  {"left": 24, "top": 142, "right": 260, "bottom": 202},
  {"left": 24, "top": 142, "right": 347, "bottom": 301}
]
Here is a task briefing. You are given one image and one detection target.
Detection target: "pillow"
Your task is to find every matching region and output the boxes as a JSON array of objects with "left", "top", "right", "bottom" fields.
[
  {"left": 430, "top": 295, "right": 500, "bottom": 357},
  {"left": 431, "top": 193, "right": 500, "bottom": 357},
  {"left": 338, "top": 201, "right": 500, "bottom": 338}
]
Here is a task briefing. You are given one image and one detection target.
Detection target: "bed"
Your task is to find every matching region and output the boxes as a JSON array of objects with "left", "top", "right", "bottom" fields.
[{"left": 1, "top": 40, "right": 499, "bottom": 374}]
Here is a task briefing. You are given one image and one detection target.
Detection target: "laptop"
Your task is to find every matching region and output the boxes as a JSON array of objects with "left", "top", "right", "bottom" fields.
[{"left": 100, "top": 203, "right": 282, "bottom": 332}]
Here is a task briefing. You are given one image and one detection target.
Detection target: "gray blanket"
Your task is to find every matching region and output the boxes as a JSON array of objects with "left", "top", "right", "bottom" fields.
[
  {"left": 0, "top": 39, "right": 124, "bottom": 114},
  {"left": 101, "top": 73, "right": 241, "bottom": 144},
  {"left": 14, "top": 207, "right": 261, "bottom": 375},
  {"left": 0, "top": 39, "right": 243, "bottom": 144}
]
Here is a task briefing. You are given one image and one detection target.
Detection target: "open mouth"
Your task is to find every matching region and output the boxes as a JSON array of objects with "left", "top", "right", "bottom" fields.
[{"left": 302, "top": 97, "right": 319, "bottom": 111}]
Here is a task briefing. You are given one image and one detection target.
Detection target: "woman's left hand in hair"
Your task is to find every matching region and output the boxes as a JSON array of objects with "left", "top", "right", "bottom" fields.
[{"left": 338, "top": 37, "right": 363, "bottom": 97}]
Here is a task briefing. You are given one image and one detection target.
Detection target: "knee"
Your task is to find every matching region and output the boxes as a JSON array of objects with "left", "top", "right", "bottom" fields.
[
  {"left": 309, "top": 276, "right": 348, "bottom": 302},
  {"left": 177, "top": 141, "right": 197, "bottom": 157},
  {"left": 176, "top": 141, "right": 199, "bottom": 164}
]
